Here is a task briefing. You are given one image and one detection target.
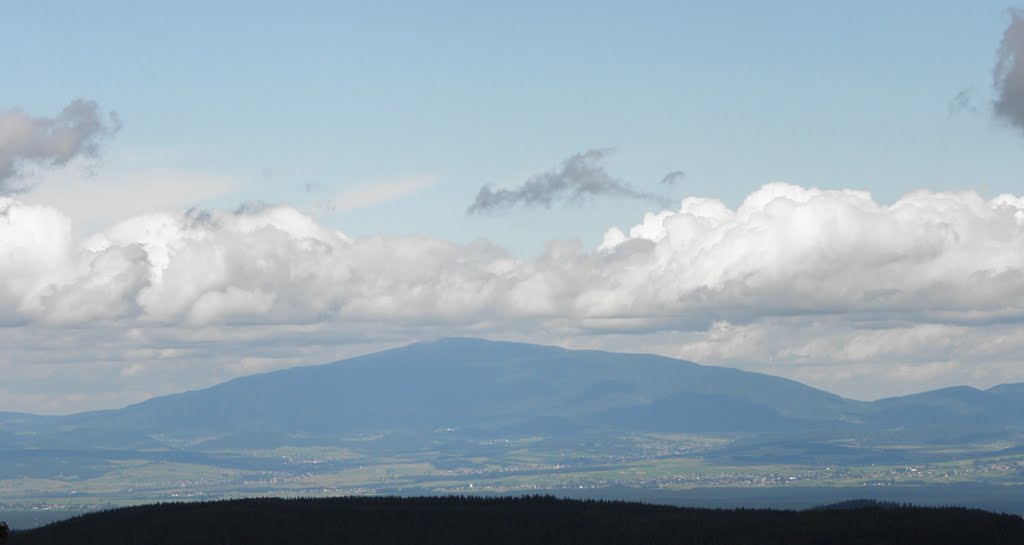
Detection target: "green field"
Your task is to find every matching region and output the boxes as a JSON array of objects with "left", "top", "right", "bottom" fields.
[{"left": 4, "top": 431, "right": 1023, "bottom": 520}]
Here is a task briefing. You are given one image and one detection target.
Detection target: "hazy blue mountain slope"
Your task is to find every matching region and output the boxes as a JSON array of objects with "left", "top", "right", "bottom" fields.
[
  {"left": 33, "top": 338, "right": 863, "bottom": 446},
  {"left": 865, "top": 384, "right": 1024, "bottom": 438},
  {"left": 7, "top": 339, "right": 1024, "bottom": 453},
  {"left": 987, "top": 383, "right": 1024, "bottom": 396}
]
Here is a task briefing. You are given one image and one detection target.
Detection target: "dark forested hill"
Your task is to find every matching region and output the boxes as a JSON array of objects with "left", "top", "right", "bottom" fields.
[{"left": 11, "top": 496, "right": 1024, "bottom": 545}]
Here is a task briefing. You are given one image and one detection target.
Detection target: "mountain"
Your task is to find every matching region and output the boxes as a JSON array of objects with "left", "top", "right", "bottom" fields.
[
  {"left": 4, "top": 338, "right": 1024, "bottom": 511},
  {"left": 4, "top": 338, "right": 859, "bottom": 449},
  {"left": 3, "top": 338, "right": 1023, "bottom": 453},
  {"left": 860, "top": 383, "right": 1024, "bottom": 442}
]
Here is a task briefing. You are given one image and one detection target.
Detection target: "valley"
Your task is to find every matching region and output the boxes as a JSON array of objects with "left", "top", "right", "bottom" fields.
[
  {"left": 4, "top": 430, "right": 1024, "bottom": 523},
  {"left": 4, "top": 338, "right": 1024, "bottom": 525}
]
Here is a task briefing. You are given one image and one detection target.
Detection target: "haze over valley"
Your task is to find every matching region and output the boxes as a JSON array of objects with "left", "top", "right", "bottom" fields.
[{"left": 3, "top": 339, "right": 1024, "bottom": 527}]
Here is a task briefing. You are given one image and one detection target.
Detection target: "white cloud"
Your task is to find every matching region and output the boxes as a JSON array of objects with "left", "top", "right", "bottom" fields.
[
  {"left": 595, "top": 182, "right": 1024, "bottom": 325},
  {"left": 7, "top": 182, "right": 1024, "bottom": 411},
  {"left": 666, "top": 318, "right": 1024, "bottom": 400},
  {"left": 0, "top": 197, "right": 76, "bottom": 323}
]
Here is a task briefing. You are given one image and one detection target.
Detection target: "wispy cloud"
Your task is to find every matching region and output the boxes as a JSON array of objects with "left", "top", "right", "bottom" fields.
[
  {"left": 467, "top": 149, "right": 669, "bottom": 214},
  {"left": 324, "top": 175, "right": 439, "bottom": 213},
  {"left": 0, "top": 100, "right": 120, "bottom": 193},
  {"left": 21, "top": 160, "right": 241, "bottom": 234},
  {"left": 948, "top": 89, "right": 977, "bottom": 116},
  {"left": 660, "top": 170, "right": 686, "bottom": 185}
]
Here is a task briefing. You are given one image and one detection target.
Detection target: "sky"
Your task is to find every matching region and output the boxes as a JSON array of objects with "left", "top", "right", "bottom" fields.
[{"left": 5, "top": 2, "right": 1024, "bottom": 413}]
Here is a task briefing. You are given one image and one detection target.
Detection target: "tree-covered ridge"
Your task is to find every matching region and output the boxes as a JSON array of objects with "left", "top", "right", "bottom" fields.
[{"left": 11, "top": 496, "right": 1024, "bottom": 545}]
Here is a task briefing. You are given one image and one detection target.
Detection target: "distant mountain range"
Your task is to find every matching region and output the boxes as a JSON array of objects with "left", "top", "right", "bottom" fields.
[{"left": 3, "top": 338, "right": 1023, "bottom": 452}]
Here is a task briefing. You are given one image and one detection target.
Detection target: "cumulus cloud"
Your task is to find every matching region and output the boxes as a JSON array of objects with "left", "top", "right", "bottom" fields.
[
  {"left": 11, "top": 181, "right": 1024, "bottom": 332},
  {"left": 0, "top": 100, "right": 120, "bottom": 192},
  {"left": 10, "top": 182, "right": 1024, "bottom": 410},
  {"left": 0, "top": 197, "right": 76, "bottom": 324},
  {"left": 467, "top": 149, "right": 669, "bottom": 213},
  {"left": 596, "top": 183, "right": 1024, "bottom": 324},
  {"left": 2, "top": 197, "right": 538, "bottom": 328}
]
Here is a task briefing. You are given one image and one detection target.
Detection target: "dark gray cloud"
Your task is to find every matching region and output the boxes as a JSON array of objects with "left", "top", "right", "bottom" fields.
[
  {"left": 993, "top": 9, "right": 1024, "bottom": 132},
  {"left": 0, "top": 100, "right": 120, "bottom": 193},
  {"left": 467, "top": 149, "right": 669, "bottom": 214}
]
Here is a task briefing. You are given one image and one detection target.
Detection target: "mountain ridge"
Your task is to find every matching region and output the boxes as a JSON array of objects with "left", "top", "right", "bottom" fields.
[
  {"left": 7, "top": 337, "right": 1020, "bottom": 419},
  {"left": 1, "top": 337, "right": 1021, "bottom": 452},
  {"left": 2, "top": 337, "right": 1024, "bottom": 508}
]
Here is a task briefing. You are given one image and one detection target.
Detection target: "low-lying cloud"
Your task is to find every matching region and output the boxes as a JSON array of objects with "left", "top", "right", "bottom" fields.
[
  {"left": 595, "top": 183, "right": 1024, "bottom": 324},
  {"left": 467, "top": 149, "right": 670, "bottom": 213},
  {"left": 8, "top": 182, "right": 1024, "bottom": 410},
  {"left": 0, "top": 100, "right": 120, "bottom": 193},
  {"left": 9, "top": 181, "right": 1024, "bottom": 333}
]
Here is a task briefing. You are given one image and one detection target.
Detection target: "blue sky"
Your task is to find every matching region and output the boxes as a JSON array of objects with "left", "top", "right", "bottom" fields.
[
  {"left": 5, "top": 2, "right": 1024, "bottom": 413},
  {"left": 5, "top": 2, "right": 1022, "bottom": 253}
]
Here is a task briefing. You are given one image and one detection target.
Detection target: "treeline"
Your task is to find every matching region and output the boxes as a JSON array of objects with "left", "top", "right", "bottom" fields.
[{"left": 10, "top": 495, "right": 1024, "bottom": 545}]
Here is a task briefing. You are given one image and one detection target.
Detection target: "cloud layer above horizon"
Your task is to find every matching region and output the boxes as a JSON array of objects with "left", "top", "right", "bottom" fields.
[
  {"left": 10, "top": 183, "right": 1024, "bottom": 330},
  {"left": 7, "top": 181, "right": 1024, "bottom": 412}
]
